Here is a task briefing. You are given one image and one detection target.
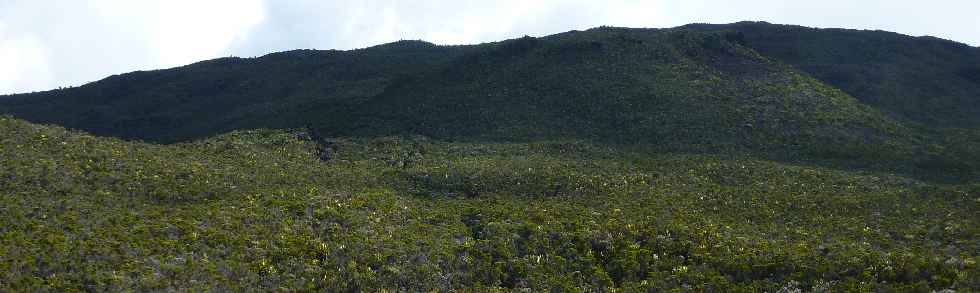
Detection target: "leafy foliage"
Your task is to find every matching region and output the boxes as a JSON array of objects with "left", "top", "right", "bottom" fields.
[{"left": 1, "top": 116, "right": 977, "bottom": 291}]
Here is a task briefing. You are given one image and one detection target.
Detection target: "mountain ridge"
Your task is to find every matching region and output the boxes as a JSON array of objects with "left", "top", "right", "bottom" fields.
[{"left": 1, "top": 22, "right": 978, "bottom": 181}]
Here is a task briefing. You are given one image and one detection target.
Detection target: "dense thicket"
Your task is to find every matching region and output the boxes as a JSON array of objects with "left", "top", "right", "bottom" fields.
[{"left": 1, "top": 116, "right": 976, "bottom": 291}]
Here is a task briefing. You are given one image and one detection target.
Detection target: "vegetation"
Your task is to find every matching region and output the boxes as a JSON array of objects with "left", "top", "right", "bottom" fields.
[
  {"left": 685, "top": 21, "right": 980, "bottom": 128},
  {"left": 0, "top": 41, "right": 469, "bottom": 142},
  {"left": 1, "top": 116, "right": 976, "bottom": 291},
  {"left": 0, "top": 22, "right": 978, "bottom": 291},
  {"left": 2, "top": 24, "right": 978, "bottom": 179},
  {"left": 3, "top": 23, "right": 979, "bottom": 140}
]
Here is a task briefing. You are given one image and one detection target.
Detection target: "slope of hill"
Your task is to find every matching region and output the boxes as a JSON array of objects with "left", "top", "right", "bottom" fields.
[
  {"left": 1, "top": 23, "right": 980, "bottom": 290},
  {"left": 330, "top": 29, "right": 900, "bottom": 143},
  {"left": 0, "top": 27, "right": 946, "bottom": 174},
  {"left": 1, "top": 116, "right": 976, "bottom": 291},
  {"left": 0, "top": 40, "right": 468, "bottom": 141},
  {"left": 686, "top": 21, "right": 980, "bottom": 127},
  {"left": 3, "top": 23, "right": 978, "bottom": 143}
]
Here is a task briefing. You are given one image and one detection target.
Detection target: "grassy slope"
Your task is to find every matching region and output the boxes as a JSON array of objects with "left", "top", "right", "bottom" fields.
[{"left": 2, "top": 116, "right": 977, "bottom": 291}]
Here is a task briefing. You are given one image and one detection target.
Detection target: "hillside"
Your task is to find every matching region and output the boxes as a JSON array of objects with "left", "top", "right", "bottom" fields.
[
  {"left": 1, "top": 116, "right": 976, "bottom": 291},
  {"left": 687, "top": 22, "right": 980, "bottom": 128},
  {"left": 0, "top": 40, "right": 468, "bottom": 141},
  {"left": 2, "top": 24, "right": 979, "bottom": 180},
  {"left": 1, "top": 22, "right": 980, "bottom": 291},
  {"left": 326, "top": 29, "right": 904, "bottom": 147},
  {"left": 3, "top": 23, "right": 978, "bottom": 140}
]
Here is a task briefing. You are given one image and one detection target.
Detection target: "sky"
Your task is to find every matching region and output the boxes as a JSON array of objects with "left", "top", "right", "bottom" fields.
[{"left": 1, "top": 0, "right": 977, "bottom": 95}]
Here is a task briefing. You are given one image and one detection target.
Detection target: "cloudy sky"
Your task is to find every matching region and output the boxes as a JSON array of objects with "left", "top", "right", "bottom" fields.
[{"left": 1, "top": 0, "right": 977, "bottom": 95}]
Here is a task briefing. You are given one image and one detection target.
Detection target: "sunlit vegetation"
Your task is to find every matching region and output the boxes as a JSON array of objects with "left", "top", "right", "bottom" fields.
[{"left": 1, "top": 116, "right": 976, "bottom": 291}]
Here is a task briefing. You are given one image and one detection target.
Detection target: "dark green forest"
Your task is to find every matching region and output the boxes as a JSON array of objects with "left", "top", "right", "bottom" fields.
[{"left": 1, "top": 22, "right": 978, "bottom": 291}]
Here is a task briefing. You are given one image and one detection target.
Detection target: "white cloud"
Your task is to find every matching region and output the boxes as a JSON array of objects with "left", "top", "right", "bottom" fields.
[
  {"left": 152, "top": 0, "right": 264, "bottom": 65},
  {"left": 224, "top": 0, "right": 664, "bottom": 56},
  {"left": 0, "top": 32, "right": 54, "bottom": 94},
  {"left": 651, "top": 0, "right": 980, "bottom": 45},
  {"left": 0, "top": 0, "right": 264, "bottom": 94}
]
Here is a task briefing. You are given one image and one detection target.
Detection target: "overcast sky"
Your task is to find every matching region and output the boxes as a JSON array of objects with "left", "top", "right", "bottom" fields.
[{"left": 1, "top": 0, "right": 977, "bottom": 95}]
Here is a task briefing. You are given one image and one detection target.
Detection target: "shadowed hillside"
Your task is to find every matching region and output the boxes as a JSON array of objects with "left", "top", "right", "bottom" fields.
[
  {"left": 687, "top": 21, "right": 980, "bottom": 127},
  {"left": 322, "top": 28, "right": 910, "bottom": 154},
  {"left": 0, "top": 40, "right": 469, "bottom": 141},
  {"left": 4, "top": 23, "right": 979, "bottom": 180},
  {"left": 3, "top": 23, "right": 977, "bottom": 142}
]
